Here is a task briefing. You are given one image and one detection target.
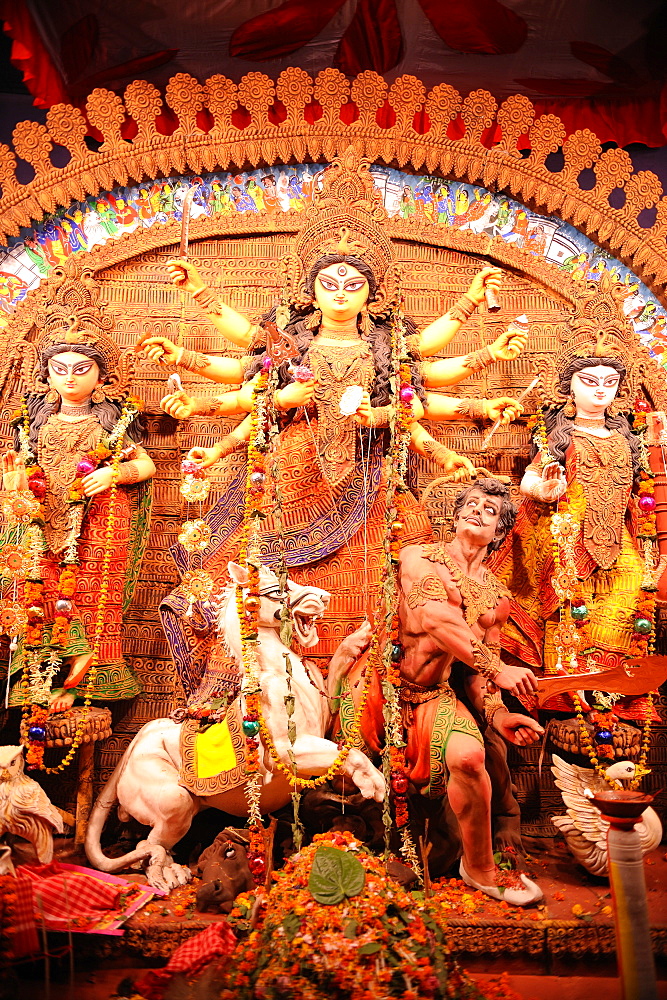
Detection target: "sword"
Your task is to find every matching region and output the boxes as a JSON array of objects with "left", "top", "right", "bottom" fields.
[{"left": 177, "top": 183, "right": 199, "bottom": 347}]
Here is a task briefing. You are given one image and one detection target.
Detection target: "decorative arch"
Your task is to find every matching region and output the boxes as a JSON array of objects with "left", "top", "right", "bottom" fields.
[{"left": 0, "top": 70, "right": 665, "bottom": 303}]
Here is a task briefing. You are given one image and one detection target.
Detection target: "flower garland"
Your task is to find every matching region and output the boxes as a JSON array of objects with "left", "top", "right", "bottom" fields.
[
  {"left": 538, "top": 398, "right": 657, "bottom": 788},
  {"left": 380, "top": 299, "right": 422, "bottom": 874},
  {"left": 6, "top": 395, "right": 142, "bottom": 771}
]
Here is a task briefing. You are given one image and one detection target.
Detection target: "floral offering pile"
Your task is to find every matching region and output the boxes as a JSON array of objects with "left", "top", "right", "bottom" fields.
[{"left": 220, "top": 831, "right": 517, "bottom": 1000}]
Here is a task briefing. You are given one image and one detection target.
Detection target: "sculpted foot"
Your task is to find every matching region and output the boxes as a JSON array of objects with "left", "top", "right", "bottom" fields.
[
  {"left": 459, "top": 859, "right": 543, "bottom": 907},
  {"left": 49, "top": 688, "right": 76, "bottom": 713},
  {"left": 64, "top": 651, "right": 94, "bottom": 690}
]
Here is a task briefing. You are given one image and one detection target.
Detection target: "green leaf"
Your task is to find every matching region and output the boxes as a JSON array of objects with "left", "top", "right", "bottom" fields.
[
  {"left": 282, "top": 912, "right": 301, "bottom": 940},
  {"left": 308, "top": 845, "right": 366, "bottom": 905},
  {"left": 343, "top": 919, "right": 358, "bottom": 939},
  {"left": 358, "top": 941, "right": 382, "bottom": 955}
]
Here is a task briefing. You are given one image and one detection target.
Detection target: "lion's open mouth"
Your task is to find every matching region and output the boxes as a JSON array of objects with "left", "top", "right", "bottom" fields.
[{"left": 293, "top": 610, "right": 322, "bottom": 647}]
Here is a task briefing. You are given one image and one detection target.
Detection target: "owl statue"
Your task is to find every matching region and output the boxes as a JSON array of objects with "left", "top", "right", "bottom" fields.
[{"left": 0, "top": 745, "right": 63, "bottom": 863}]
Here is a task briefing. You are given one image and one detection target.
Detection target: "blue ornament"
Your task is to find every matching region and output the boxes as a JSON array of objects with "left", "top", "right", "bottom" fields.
[
  {"left": 391, "top": 643, "right": 403, "bottom": 663},
  {"left": 28, "top": 725, "right": 46, "bottom": 741},
  {"left": 594, "top": 729, "right": 614, "bottom": 744},
  {"left": 242, "top": 718, "right": 260, "bottom": 738}
]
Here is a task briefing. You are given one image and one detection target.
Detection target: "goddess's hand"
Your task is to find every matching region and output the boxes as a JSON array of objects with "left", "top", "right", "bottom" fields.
[
  {"left": 275, "top": 379, "right": 316, "bottom": 410},
  {"left": 466, "top": 266, "right": 503, "bottom": 306},
  {"left": 441, "top": 448, "right": 477, "bottom": 482},
  {"left": 81, "top": 466, "right": 115, "bottom": 497},
  {"left": 141, "top": 336, "right": 182, "bottom": 365},
  {"left": 483, "top": 396, "right": 523, "bottom": 424},
  {"left": 489, "top": 327, "right": 528, "bottom": 361},
  {"left": 160, "top": 390, "right": 196, "bottom": 419},
  {"left": 1, "top": 449, "right": 27, "bottom": 492},
  {"left": 187, "top": 445, "right": 222, "bottom": 469},
  {"left": 166, "top": 259, "right": 206, "bottom": 295},
  {"left": 353, "top": 391, "right": 373, "bottom": 426}
]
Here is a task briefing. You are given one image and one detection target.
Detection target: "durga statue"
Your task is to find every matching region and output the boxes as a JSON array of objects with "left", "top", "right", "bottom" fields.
[{"left": 137, "top": 153, "right": 529, "bottom": 703}]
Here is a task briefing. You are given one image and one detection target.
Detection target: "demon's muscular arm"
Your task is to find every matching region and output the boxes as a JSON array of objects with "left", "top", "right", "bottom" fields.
[{"left": 399, "top": 545, "right": 538, "bottom": 701}]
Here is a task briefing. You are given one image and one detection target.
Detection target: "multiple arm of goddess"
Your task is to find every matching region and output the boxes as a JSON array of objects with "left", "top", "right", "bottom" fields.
[{"left": 139, "top": 260, "right": 527, "bottom": 473}]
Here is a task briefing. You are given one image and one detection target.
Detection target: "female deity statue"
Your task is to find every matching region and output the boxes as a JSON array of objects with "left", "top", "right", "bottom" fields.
[
  {"left": 490, "top": 344, "right": 663, "bottom": 720},
  {"left": 0, "top": 272, "right": 156, "bottom": 716},
  {"left": 139, "top": 158, "right": 528, "bottom": 701}
]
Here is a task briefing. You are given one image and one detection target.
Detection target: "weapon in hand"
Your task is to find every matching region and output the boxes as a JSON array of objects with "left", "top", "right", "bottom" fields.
[
  {"left": 534, "top": 655, "right": 667, "bottom": 709},
  {"left": 481, "top": 374, "right": 540, "bottom": 452}
]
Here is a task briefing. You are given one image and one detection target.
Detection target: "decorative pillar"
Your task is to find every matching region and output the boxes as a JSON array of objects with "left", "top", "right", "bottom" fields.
[{"left": 591, "top": 790, "right": 657, "bottom": 1000}]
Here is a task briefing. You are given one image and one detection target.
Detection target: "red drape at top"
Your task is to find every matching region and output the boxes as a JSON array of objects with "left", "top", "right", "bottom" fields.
[{"left": 2, "top": 0, "right": 666, "bottom": 148}]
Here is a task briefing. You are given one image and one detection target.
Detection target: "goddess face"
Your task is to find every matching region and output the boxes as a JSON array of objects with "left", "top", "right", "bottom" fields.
[
  {"left": 313, "top": 262, "right": 369, "bottom": 324},
  {"left": 570, "top": 365, "right": 621, "bottom": 416},
  {"left": 47, "top": 350, "right": 102, "bottom": 405}
]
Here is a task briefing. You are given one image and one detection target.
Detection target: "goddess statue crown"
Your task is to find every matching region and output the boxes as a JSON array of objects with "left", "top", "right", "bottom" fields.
[
  {"left": 284, "top": 149, "right": 400, "bottom": 317},
  {"left": 537, "top": 271, "right": 652, "bottom": 413},
  {"left": 2, "top": 262, "right": 136, "bottom": 399}
]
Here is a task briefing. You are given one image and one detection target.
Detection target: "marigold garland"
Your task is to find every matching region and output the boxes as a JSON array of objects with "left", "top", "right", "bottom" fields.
[{"left": 8, "top": 395, "right": 142, "bottom": 772}]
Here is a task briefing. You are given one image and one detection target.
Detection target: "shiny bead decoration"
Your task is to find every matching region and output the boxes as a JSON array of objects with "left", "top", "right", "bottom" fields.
[
  {"left": 27, "top": 725, "right": 46, "bottom": 741},
  {"left": 391, "top": 643, "right": 403, "bottom": 663},
  {"left": 570, "top": 604, "right": 588, "bottom": 621},
  {"left": 391, "top": 773, "right": 409, "bottom": 794},
  {"left": 638, "top": 494, "right": 657, "bottom": 512},
  {"left": 54, "top": 599, "right": 73, "bottom": 615},
  {"left": 76, "top": 458, "right": 96, "bottom": 476},
  {"left": 242, "top": 718, "right": 260, "bottom": 737},
  {"left": 399, "top": 385, "right": 415, "bottom": 403},
  {"left": 594, "top": 728, "right": 614, "bottom": 744},
  {"left": 633, "top": 617, "right": 652, "bottom": 635}
]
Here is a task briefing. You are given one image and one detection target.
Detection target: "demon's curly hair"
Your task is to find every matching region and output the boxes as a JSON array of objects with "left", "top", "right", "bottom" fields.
[
  {"left": 452, "top": 477, "right": 517, "bottom": 554},
  {"left": 529, "top": 356, "right": 640, "bottom": 481},
  {"left": 17, "top": 342, "right": 145, "bottom": 452}
]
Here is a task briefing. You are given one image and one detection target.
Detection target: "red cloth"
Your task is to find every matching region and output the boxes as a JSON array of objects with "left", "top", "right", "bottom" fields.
[
  {"left": 0, "top": 0, "right": 68, "bottom": 108},
  {"left": 11, "top": 863, "right": 125, "bottom": 955},
  {"left": 134, "top": 922, "right": 238, "bottom": 1000}
]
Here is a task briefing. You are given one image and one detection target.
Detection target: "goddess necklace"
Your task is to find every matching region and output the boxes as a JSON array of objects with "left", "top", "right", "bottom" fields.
[
  {"left": 572, "top": 414, "right": 606, "bottom": 429},
  {"left": 59, "top": 399, "right": 93, "bottom": 416},
  {"left": 317, "top": 318, "right": 360, "bottom": 342}
]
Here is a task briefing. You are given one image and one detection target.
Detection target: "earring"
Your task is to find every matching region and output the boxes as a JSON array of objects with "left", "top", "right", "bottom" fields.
[
  {"left": 563, "top": 395, "right": 576, "bottom": 417},
  {"left": 91, "top": 387, "right": 105, "bottom": 404},
  {"left": 359, "top": 305, "right": 372, "bottom": 338},
  {"left": 46, "top": 387, "right": 59, "bottom": 404},
  {"left": 306, "top": 308, "right": 322, "bottom": 331}
]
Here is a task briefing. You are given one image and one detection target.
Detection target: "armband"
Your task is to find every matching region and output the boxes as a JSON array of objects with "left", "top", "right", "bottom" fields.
[
  {"left": 179, "top": 349, "right": 211, "bottom": 373},
  {"left": 472, "top": 638, "right": 501, "bottom": 682},
  {"left": 192, "top": 285, "right": 222, "bottom": 314},
  {"left": 448, "top": 294, "right": 478, "bottom": 324},
  {"left": 456, "top": 398, "right": 486, "bottom": 421},
  {"left": 461, "top": 346, "right": 494, "bottom": 372},
  {"left": 369, "top": 405, "right": 392, "bottom": 427},
  {"left": 420, "top": 438, "right": 457, "bottom": 468},
  {"left": 116, "top": 460, "right": 141, "bottom": 485},
  {"left": 483, "top": 686, "right": 506, "bottom": 727}
]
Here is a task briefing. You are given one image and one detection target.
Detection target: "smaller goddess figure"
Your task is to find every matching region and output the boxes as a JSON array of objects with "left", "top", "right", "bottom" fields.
[
  {"left": 491, "top": 341, "right": 663, "bottom": 720},
  {"left": 0, "top": 269, "right": 156, "bottom": 716}
]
